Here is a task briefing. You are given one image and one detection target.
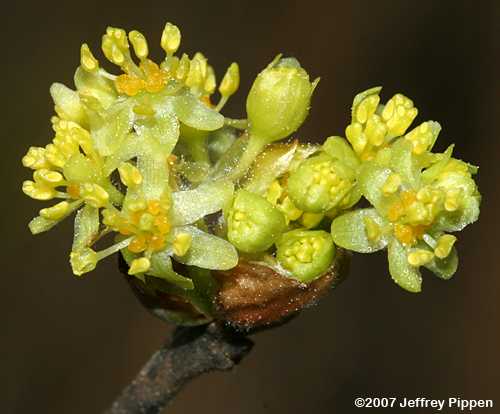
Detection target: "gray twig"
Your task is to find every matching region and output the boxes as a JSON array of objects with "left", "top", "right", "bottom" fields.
[{"left": 105, "top": 322, "right": 253, "bottom": 414}]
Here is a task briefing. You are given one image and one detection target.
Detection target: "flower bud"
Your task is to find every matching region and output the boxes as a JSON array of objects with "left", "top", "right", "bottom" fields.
[
  {"left": 246, "top": 56, "right": 317, "bottom": 143},
  {"left": 288, "top": 153, "right": 356, "bottom": 213},
  {"left": 276, "top": 229, "right": 335, "bottom": 283},
  {"left": 226, "top": 189, "right": 286, "bottom": 253}
]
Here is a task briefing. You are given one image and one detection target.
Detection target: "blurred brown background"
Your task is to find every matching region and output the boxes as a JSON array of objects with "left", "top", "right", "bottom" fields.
[{"left": 2, "top": 1, "right": 499, "bottom": 413}]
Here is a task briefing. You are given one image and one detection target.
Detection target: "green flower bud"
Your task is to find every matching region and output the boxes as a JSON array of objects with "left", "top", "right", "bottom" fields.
[
  {"left": 226, "top": 189, "right": 286, "bottom": 253},
  {"left": 276, "top": 229, "right": 335, "bottom": 283},
  {"left": 246, "top": 56, "right": 317, "bottom": 143},
  {"left": 288, "top": 153, "right": 356, "bottom": 213}
]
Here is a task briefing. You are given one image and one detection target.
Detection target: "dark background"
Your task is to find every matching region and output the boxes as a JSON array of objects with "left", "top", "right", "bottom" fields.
[{"left": 2, "top": 1, "right": 499, "bottom": 413}]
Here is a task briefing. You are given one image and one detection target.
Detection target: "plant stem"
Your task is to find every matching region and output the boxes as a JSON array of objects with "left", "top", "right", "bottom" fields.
[{"left": 104, "top": 322, "right": 253, "bottom": 414}]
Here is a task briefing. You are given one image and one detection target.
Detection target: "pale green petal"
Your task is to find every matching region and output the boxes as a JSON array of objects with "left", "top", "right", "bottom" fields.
[
  {"left": 244, "top": 142, "right": 297, "bottom": 195},
  {"left": 322, "top": 136, "right": 360, "bottom": 171},
  {"left": 90, "top": 102, "right": 134, "bottom": 156},
  {"left": 171, "top": 180, "right": 234, "bottom": 226},
  {"left": 174, "top": 94, "right": 224, "bottom": 131},
  {"left": 359, "top": 162, "right": 392, "bottom": 211},
  {"left": 72, "top": 205, "right": 99, "bottom": 251},
  {"left": 173, "top": 225, "right": 238, "bottom": 270},
  {"left": 434, "top": 194, "right": 481, "bottom": 232},
  {"left": 331, "top": 208, "right": 390, "bottom": 253},
  {"left": 424, "top": 247, "right": 458, "bottom": 280},
  {"left": 388, "top": 138, "right": 419, "bottom": 188},
  {"left": 149, "top": 251, "right": 194, "bottom": 290},
  {"left": 28, "top": 201, "right": 82, "bottom": 234},
  {"left": 351, "top": 86, "right": 382, "bottom": 120},
  {"left": 388, "top": 239, "right": 422, "bottom": 293}
]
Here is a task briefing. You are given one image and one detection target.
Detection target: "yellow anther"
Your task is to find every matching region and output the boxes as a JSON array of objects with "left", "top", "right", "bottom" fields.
[
  {"left": 34, "top": 169, "right": 64, "bottom": 186},
  {"left": 381, "top": 93, "right": 418, "bottom": 137},
  {"left": 185, "top": 57, "right": 203, "bottom": 90},
  {"left": 193, "top": 52, "right": 208, "bottom": 79},
  {"left": 345, "top": 122, "right": 367, "bottom": 154},
  {"left": 150, "top": 234, "right": 166, "bottom": 251},
  {"left": 129, "top": 234, "right": 147, "bottom": 253},
  {"left": 219, "top": 62, "right": 240, "bottom": 98},
  {"left": 80, "top": 44, "right": 99, "bottom": 72},
  {"left": 388, "top": 201, "right": 404, "bottom": 222},
  {"left": 22, "top": 147, "right": 50, "bottom": 170},
  {"left": 434, "top": 234, "right": 457, "bottom": 259},
  {"left": 365, "top": 114, "right": 388, "bottom": 146},
  {"left": 296, "top": 249, "right": 312, "bottom": 263},
  {"left": 266, "top": 180, "right": 283, "bottom": 205},
  {"left": 444, "top": 189, "right": 460, "bottom": 211},
  {"left": 118, "top": 162, "right": 143, "bottom": 187},
  {"left": 40, "top": 201, "right": 70, "bottom": 220},
  {"left": 405, "top": 121, "right": 433, "bottom": 154},
  {"left": 173, "top": 232, "right": 192, "bottom": 256},
  {"left": 102, "top": 27, "right": 131, "bottom": 67},
  {"left": 22, "top": 180, "right": 56, "bottom": 200},
  {"left": 139, "top": 212, "right": 155, "bottom": 231},
  {"left": 234, "top": 211, "right": 246, "bottom": 221},
  {"left": 175, "top": 53, "right": 190, "bottom": 81},
  {"left": 394, "top": 223, "right": 416, "bottom": 245},
  {"left": 364, "top": 216, "right": 381, "bottom": 241},
  {"left": 141, "top": 60, "right": 167, "bottom": 93},
  {"left": 279, "top": 196, "right": 302, "bottom": 222},
  {"left": 66, "top": 183, "right": 80, "bottom": 199},
  {"left": 128, "top": 30, "right": 149, "bottom": 60},
  {"left": 300, "top": 212, "right": 324, "bottom": 229},
  {"left": 355, "top": 94, "right": 380, "bottom": 124},
  {"left": 115, "top": 74, "right": 145, "bottom": 96},
  {"left": 416, "top": 187, "right": 432, "bottom": 203},
  {"left": 382, "top": 173, "right": 402, "bottom": 195},
  {"left": 154, "top": 215, "right": 171, "bottom": 234},
  {"left": 161, "top": 22, "right": 181, "bottom": 56},
  {"left": 127, "top": 198, "right": 147, "bottom": 212},
  {"left": 80, "top": 183, "right": 109, "bottom": 208},
  {"left": 70, "top": 248, "right": 98, "bottom": 276},
  {"left": 400, "top": 191, "right": 417, "bottom": 208},
  {"left": 147, "top": 200, "right": 161, "bottom": 215},
  {"left": 407, "top": 249, "right": 434, "bottom": 267},
  {"left": 129, "top": 257, "right": 151, "bottom": 275},
  {"left": 204, "top": 65, "right": 216, "bottom": 95},
  {"left": 111, "top": 45, "right": 125, "bottom": 65}
]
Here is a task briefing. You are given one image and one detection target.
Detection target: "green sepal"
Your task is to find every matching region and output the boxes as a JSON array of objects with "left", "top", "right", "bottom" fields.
[
  {"left": 331, "top": 208, "right": 390, "bottom": 253},
  {"left": 173, "top": 225, "right": 239, "bottom": 270},
  {"left": 387, "top": 239, "right": 422, "bottom": 293}
]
